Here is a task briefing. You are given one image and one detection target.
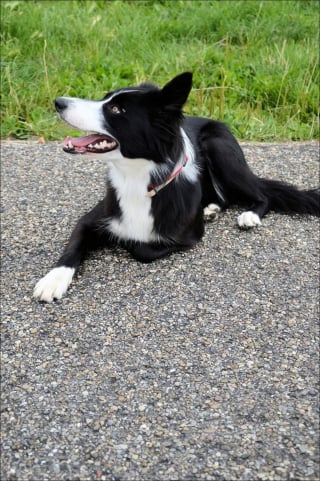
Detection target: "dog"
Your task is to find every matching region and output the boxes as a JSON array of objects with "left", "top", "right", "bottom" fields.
[{"left": 34, "top": 72, "right": 320, "bottom": 302}]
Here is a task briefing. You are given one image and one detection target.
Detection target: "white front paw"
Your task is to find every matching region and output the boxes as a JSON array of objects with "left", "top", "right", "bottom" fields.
[
  {"left": 33, "top": 266, "right": 75, "bottom": 302},
  {"left": 237, "top": 211, "right": 261, "bottom": 228}
]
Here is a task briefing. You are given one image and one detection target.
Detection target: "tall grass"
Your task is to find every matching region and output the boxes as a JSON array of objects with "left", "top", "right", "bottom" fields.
[{"left": 1, "top": 0, "right": 319, "bottom": 141}]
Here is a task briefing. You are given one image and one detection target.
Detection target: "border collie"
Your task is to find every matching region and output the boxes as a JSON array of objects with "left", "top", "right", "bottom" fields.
[{"left": 34, "top": 72, "right": 319, "bottom": 302}]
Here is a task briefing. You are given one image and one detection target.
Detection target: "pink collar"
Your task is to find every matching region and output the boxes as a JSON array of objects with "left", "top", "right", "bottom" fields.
[{"left": 147, "top": 156, "right": 188, "bottom": 197}]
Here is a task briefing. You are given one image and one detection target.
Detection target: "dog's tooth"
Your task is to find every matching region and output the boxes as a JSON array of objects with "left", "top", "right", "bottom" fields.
[{"left": 85, "top": 138, "right": 116, "bottom": 151}]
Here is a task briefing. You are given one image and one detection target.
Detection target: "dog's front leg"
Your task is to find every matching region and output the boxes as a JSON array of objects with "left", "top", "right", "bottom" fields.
[
  {"left": 34, "top": 201, "right": 106, "bottom": 302},
  {"left": 126, "top": 241, "right": 192, "bottom": 263}
]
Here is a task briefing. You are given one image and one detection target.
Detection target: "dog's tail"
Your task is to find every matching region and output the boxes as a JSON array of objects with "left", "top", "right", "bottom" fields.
[{"left": 259, "top": 178, "right": 320, "bottom": 216}]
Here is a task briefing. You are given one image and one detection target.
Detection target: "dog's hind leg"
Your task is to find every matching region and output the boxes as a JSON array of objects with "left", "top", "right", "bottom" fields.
[
  {"left": 34, "top": 201, "right": 107, "bottom": 302},
  {"left": 126, "top": 240, "right": 197, "bottom": 263},
  {"left": 125, "top": 242, "right": 181, "bottom": 263},
  {"left": 203, "top": 203, "right": 221, "bottom": 220},
  {"left": 200, "top": 126, "right": 271, "bottom": 228},
  {"left": 237, "top": 210, "right": 262, "bottom": 228},
  {"left": 236, "top": 196, "right": 270, "bottom": 228}
]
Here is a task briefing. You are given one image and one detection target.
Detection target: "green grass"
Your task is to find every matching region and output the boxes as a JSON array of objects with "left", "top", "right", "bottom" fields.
[{"left": 1, "top": 0, "right": 319, "bottom": 141}]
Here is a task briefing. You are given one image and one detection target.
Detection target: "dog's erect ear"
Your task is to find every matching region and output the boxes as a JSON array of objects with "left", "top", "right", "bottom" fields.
[{"left": 160, "top": 72, "right": 193, "bottom": 109}]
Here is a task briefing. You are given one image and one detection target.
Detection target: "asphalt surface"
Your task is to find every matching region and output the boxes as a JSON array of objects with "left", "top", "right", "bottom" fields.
[{"left": 1, "top": 140, "right": 319, "bottom": 481}]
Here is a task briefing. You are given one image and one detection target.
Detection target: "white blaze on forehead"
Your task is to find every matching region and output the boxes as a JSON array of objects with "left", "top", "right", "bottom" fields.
[
  {"left": 103, "top": 89, "right": 142, "bottom": 103},
  {"left": 58, "top": 90, "right": 143, "bottom": 132}
]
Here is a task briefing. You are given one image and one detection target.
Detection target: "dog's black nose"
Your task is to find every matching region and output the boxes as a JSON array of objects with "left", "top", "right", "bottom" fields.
[{"left": 55, "top": 97, "right": 68, "bottom": 113}]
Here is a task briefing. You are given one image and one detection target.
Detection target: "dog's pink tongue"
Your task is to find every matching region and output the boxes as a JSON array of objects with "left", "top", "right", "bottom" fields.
[{"left": 63, "top": 134, "right": 103, "bottom": 148}]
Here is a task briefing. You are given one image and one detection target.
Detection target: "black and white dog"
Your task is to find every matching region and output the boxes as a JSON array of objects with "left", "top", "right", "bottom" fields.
[{"left": 34, "top": 72, "right": 319, "bottom": 302}]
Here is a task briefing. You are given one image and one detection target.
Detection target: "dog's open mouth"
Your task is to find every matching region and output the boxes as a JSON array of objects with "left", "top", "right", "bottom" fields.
[{"left": 63, "top": 134, "right": 118, "bottom": 154}]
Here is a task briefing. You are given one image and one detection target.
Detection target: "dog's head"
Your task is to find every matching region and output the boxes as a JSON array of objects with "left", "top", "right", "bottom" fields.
[{"left": 55, "top": 72, "right": 193, "bottom": 162}]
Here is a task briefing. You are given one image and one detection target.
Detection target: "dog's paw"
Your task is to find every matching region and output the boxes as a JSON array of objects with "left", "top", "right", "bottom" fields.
[
  {"left": 204, "top": 203, "right": 221, "bottom": 218},
  {"left": 33, "top": 266, "right": 75, "bottom": 302},
  {"left": 237, "top": 211, "right": 261, "bottom": 228}
]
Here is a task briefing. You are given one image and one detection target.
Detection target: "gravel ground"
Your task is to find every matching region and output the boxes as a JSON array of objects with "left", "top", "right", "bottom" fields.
[{"left": 1, "top": 141, "right": 319, "bottom": 481}]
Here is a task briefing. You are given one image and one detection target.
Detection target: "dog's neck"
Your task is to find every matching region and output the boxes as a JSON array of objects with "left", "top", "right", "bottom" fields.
[{"left": 147, "top": 154, "right": 189, "bottom": 197}]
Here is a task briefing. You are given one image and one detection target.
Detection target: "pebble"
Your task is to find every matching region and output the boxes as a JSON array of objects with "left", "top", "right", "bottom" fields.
[{"left": 1, "top": 141, "right": 319, "bottom": 480}]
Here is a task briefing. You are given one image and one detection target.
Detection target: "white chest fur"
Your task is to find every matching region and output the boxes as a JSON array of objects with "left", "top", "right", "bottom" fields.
[{"left": 107, "top": 157, "right": 159, "bottom": 242}]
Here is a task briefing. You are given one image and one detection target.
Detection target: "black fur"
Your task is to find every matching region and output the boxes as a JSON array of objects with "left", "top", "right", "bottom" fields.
[{"left": 36, "top": 72, "right": 319, "bottom": 300}]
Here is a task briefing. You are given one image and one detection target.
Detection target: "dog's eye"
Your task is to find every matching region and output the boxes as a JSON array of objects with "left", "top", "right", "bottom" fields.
[{"left": 110, "top": 105, "right": 121, "bottom": 114}]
